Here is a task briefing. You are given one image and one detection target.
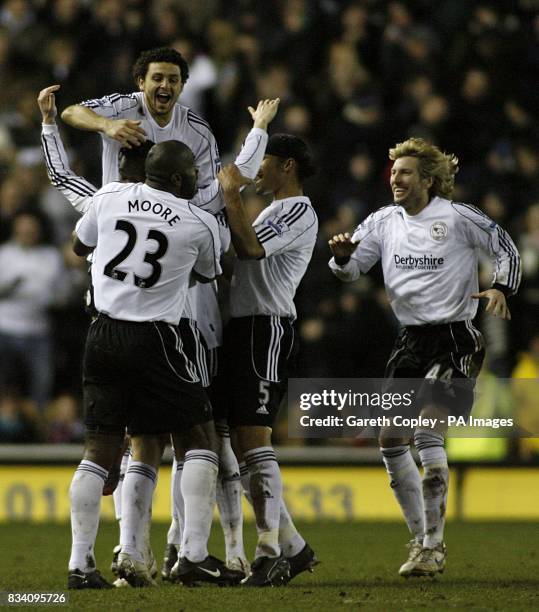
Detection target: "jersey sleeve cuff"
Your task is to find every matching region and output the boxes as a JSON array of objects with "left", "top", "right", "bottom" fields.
[
  {"left": 329, "top": 256, "right": 350, "bottom": 270},
  {"left": 41, "top": 123, "right": 58, "bottom": 134}
]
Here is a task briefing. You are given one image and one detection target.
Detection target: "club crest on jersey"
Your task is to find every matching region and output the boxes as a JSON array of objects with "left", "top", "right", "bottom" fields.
[
  {"left": 430, "top": 221, "right": 448, "bottom": 242},
  {"left": 266, "top": 216, "right": 289, "bottom": 236}
]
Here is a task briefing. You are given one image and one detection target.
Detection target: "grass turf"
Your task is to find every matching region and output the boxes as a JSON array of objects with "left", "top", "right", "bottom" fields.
[{"left": 0, "top": 521, "right": 537, "bottom": 611}]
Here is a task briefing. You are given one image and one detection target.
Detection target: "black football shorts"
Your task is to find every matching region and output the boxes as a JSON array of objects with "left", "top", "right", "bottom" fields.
[
  {"left": 83, "top": 314, "right": 212, "bottom": 436},
  {"left": 212, "top": 315, "right": 298, "bottom": 427},
  {"left": 384, "top": 319, "right": 485, "bottom": 419}
]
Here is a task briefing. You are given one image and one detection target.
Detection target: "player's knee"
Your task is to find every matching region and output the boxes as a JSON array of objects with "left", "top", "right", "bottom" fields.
[
  {"left": 84, "top": 430, "right": 124, "bottom": 471},
  {"left": 413, "top": 428, "right": 444, "bottom": 453},
  {"left": 234, "top": 425, "right": 272, "bottom": 453},
  {"left": 378, "top": 435, "right": 409, "bottom": 449},
  {"left": 184, "top": 420, "right": 219, "bottom": 454},
  {"left": 130, "top": 434, "right": 165, "bottom": 467}
]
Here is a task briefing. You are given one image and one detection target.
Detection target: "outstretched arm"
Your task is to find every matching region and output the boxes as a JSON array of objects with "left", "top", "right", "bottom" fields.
[{"left": 60, "top": 104, "right": 146, "bottom": 149}]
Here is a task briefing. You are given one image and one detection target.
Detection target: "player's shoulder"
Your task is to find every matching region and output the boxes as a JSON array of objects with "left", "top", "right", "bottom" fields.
[
  {"left": 277, "top": 196, "right": 317, "bottom": 223},
  {"left": 185, "top": 202, "right": 219, "bottom": 231},
  {"left": 94, "top": 181, "right": 134, "bottom": 199},
  {"left": 450, "top": 200, "right": 497, "bottom": 230},
  {"left": 183, "top": 106, "right": 215, "bottom": 137},
  {"left": 363, "top": 203, "right": 398, "bottom": 225},
  {"left": 82, "top": 92, "right": 140, "bottom": 111}
]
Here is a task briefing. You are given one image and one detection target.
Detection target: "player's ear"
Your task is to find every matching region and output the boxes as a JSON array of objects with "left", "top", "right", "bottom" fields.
[
  {"left": 171, "top": 171, "right": 182, "bottom": 187},
  {"left": 138, "top": 77, "right": 145, "bottom": 91},
  {"left": 283, "top": 158, "right": 294, "bottom": 174}
]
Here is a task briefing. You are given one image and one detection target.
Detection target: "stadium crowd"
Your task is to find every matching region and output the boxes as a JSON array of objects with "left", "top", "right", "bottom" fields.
[{"left": 0, "top": 0, "right": 537, "bottom": 451}]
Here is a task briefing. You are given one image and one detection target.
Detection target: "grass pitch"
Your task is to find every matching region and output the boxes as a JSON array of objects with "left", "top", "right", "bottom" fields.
[{"left": 0, "top": 521, "right": 537, "bottom": 611}]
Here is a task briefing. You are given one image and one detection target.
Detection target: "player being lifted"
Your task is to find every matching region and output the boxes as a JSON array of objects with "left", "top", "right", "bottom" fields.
[
  {"left": 329, "top": 138, "right": 521, "bottom": 577},
  {"left": 217, "top": 135, "right": 319, "bottom": 586}
]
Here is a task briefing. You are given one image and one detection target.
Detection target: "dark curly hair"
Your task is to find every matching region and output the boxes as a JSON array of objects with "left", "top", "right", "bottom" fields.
[{"left": 132, "top": 47, "right": 189, "bottom": 85}]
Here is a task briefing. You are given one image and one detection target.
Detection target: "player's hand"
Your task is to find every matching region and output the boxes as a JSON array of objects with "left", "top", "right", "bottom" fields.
[
  {"left": 471, "top": 288, "right": 511, "bottom": 320},
  {"left": 218, "top": 164, "right": 253, "bottom": 193},
  {"left": 329, "top": 233, "right": 360, "bottom": 264},
  {"left": 249, "top": 98, "right": 280, "bottom": 130},
  {"left": 103, "top": 119, "right": 146, "bottom": 148},
  {"left": 37, "top": 85, "right": 60, "bottom": 124}
]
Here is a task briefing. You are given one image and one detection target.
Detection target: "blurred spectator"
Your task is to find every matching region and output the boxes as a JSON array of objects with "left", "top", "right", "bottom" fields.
[
  {"left": 0, "top": 210, "right": 65, "bottom": 410},
  {"left": 173, "top": 36, "right": 217, "bottom": 115},
  {"left": 45, "top": 393, "right": 84, "bottom": 443},
  {"left": 0, "top": 394, "right": 38, "bottom": 442}
]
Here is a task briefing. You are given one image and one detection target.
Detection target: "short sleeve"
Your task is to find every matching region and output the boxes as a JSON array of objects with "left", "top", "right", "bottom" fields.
[
  {"left": 75, "top": 200, "right": 98, "bottom": 247},
  {"left": 255, "top": 202, "right": 317, "bottom": 258}
]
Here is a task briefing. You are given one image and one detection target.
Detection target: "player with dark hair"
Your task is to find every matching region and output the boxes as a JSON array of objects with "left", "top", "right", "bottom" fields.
[
  {"left": 132, "top": 47, "right": 189, "bottom": 86},
  {"left": 329, "top": 137, "right": 521, "bottom": 578},
  {"left": 215, "top": 134, "right": 319, "bottom": 587}
]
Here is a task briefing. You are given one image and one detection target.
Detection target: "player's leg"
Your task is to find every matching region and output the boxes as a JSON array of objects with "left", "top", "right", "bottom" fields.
[
  {"left": 68, "top": 431, "right": 122, "bottom": 589},
  {"left": 379, "top": 329, "right": 426, "bottom": 577},
  {"left": 236, "top": 441, "right": 317, "bottom": 581},
  {"left": 162, "top": 439, "right": 183, "bottom": 581},
  {"left": 117, "top": 435, "right": 165, "bottom": 587},
  {"left": 68, "top": 315, "right": 128, "bottom": 589},
  {"left": 230, "top": 316, "right": 309, "bottom": 586},
  {"left": 210, "top": 343, "right": 249, "bottom": 575},
  {"left": 409, "top": 321, "right": 485, "bottom": 577},
  {"left": 216, "top": 420, "right": 248, "bottom": 573},
  {"left": 108, "top": 435, "right": 130, "bottom": 582},
  {"left": 170, "top": 421, "right": 244, "bottom": 586}
]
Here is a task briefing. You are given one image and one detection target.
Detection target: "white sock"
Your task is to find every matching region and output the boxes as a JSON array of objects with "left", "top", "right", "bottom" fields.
[
  {"left": 120, "top": 462, "right": 157, "bottom": 563},
  {"left": 278, "top": 501, "right": 305, "bottom": 558},
  {"left": 113, "top": 448, "right": 131, "bottom": 521},
  {"left": 381, "top": 445, "right": 425, "bottom": 541},
  {"left": 180, "top": 449, "right": 219, "bottom": 563},
  {"left": 215, "top": 423, "right": 245, "bottom": 562},
  {"left": 240, "top": 461, "right": 303, "bottom": 557},
  {"left": 171, "top": 460, "right": 184, "bottom": 546},
  {"left": 68, "top": 460, "right": 108, "bottom": 572},
  {"left": 414, "top": 429, "right": 448, "bottom": 548},
  {"left": 167, "top": 458, "right": 181, "bottom": 547},
  {"left": 239, "top": 462, "right": 250, "bottom": 499},
  {"left": 244, "top": 447, "right": 282, "bottom": 559}
]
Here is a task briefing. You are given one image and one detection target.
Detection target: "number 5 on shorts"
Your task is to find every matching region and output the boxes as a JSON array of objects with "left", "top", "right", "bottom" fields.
[{"left": 259, "top": 380, "right": 270, "bottom": 406}]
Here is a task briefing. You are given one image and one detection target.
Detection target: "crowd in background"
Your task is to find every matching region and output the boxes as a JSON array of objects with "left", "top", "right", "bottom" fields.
[{"left": 0, "top": 0, "right": 537, "bottom": 455}]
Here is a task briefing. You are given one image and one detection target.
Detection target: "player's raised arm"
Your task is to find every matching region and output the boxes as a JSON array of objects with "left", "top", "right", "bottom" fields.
[
  {"left": 38, "top": 85, "right": 97, "bottom": 214},
  {"left": 218, "top": 164, "right": 263, "bottom": 260},
  {"left": 195, "top": 99, "right": 279, "bottom": 214},
  {"left": 61, "top": 101, "right": 146, "bottom": 149}
]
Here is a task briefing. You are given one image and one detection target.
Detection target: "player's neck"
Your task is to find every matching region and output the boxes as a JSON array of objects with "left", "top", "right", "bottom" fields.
[
  {"left": 273, "top": 183, "right": 303, "bottom": 201},
  {"left": 151, "top": 111, "right": 173, "bottom": 127},
  {"left": 402, "top": 193, "right": 430, "bottom": 216}
]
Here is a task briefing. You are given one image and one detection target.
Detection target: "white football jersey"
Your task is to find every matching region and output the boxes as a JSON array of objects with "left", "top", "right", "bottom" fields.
[
  {"left": 230, "top": 196, "right": 318, "bottom": 319},
  {"left": 75, "top": 182, "right": 221, "bottom": 324},
  {"left": 329, "top": 197, "right": 521, "bottom": 326},
  {"left": 81, "top": 92, "right": 221, "bottom": 211},
  {"left": 43, "top": 120, "right": 267, "bottom": 346}
]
